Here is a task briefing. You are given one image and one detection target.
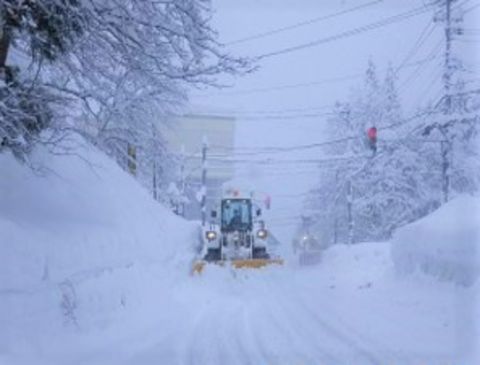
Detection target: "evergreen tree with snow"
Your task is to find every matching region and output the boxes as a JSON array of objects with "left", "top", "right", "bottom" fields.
[
  {"left": 304, "top": 59, "right": 452, "bottom": 244},
  {"left": 1, "top": 0, "right": 250, "bottom": 207},
  {"left": 0, "top": 0, "right": 85, "bottom": 158}
]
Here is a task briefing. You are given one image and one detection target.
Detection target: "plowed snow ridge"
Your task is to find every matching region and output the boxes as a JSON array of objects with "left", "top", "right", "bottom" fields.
[{"left": 0, "top": 137, "right": 477, "bottom": 365}]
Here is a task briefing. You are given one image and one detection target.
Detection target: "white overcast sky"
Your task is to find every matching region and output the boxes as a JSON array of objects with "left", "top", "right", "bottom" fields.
[{"left": 188, "top": 0, "right": 480, "bottom": 241}]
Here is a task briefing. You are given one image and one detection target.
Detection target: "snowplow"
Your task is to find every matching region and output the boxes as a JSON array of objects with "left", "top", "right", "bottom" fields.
[{"left": 192, "top": 187, "right": 283, "bottom": 275}]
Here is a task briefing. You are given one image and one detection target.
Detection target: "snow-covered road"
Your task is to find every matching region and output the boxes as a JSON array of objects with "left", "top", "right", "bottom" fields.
[
  {"left": 2, "top": 142, "right": 477, "bottom": 365},
  {"left": 2, "top": 240, "right": 475, "bottom": 365},
  {"left": 83, "top": 242, "right": 471, "bottom": 365}
]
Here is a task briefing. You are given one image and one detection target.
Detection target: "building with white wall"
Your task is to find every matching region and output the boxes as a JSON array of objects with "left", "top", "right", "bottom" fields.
[{"left": 164, "top": 113, "right": 236, "bottom": 220}]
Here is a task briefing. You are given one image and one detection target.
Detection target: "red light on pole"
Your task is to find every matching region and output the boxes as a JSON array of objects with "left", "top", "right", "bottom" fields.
[{"left": 367, "top": 127, "right": 377, "bottom": 153}]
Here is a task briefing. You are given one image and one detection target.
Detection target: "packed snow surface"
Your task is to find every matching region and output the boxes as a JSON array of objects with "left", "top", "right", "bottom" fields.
[
  {"left": 1, "top": 138, "right": 478, "bottom": 364},
  {"left": 392, "top": 195, "right": 480, "bottom": 285}
]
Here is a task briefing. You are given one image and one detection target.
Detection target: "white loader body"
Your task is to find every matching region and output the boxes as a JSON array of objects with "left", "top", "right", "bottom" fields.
[{"left": 193, "top": 186, "right": 282, "bottom": 274}]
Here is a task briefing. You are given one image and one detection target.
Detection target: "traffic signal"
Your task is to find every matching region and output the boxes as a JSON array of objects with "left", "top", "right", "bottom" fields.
[{"left": 367, "top": 127, "right": 377, "bottom": 153}]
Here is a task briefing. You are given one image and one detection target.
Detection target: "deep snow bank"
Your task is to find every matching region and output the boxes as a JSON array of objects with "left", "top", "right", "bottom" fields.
[
  {"left": 0, "top": 135, "right": 198, "bottom": 356},
  {"left": 391, "top": 195, "right": 480, "bottom": 285}
]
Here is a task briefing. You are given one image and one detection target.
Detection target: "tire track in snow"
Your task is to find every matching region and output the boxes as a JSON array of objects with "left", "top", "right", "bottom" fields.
[
  {"left": 160, "top": 265, "right": 385, "bottom": 364},
  {"left": 237, "top": 271, "right": 346, "bottom": 364},
  {"left": 184, "top": 304, "right": 223, "bottom": 365},
  {"left": 280, "top": 282, "right": 383, "bottom": 365},
  {"left": 184, "top": 300, "right": 257, "bottom": 365},
  {"left": 251, "top": 295, "right": 340, "bottom": 364},
  {"left": 295, "top": 286, "right": 402, "bottom": 363}
]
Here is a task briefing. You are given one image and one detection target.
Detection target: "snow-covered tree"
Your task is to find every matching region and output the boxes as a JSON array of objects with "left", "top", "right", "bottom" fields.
[
  {"left": 382, "top": 63, "right": 402, "bottom": 125},
  {"left": 47, "top": 0, "right": 250, "bottom": 200},
  {"left": 0, "top": 0, "right": 85, "bottom": 158},
  {"left": 304, "top": 60, "right": 448, "bottom": 244},
  {"left": 2, "top": 0, "right": 250, "bottom": 203}
]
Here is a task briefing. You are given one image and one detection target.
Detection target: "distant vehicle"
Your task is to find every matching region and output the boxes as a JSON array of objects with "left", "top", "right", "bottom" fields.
[
  {"left": 192, "top": 186, "right": 283, "bottom": 274},
  {"left": 293, "top": 233, "right": 324, "bottom": 265}
]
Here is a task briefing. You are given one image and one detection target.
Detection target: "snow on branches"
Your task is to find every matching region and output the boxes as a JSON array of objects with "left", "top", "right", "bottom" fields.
[{"left": 1, "top": 0, "right": 250, "bottom": 202}]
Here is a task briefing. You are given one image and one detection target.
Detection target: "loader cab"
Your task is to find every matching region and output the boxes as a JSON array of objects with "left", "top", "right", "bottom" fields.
[{"left": 221, "top": 199, "right": 253, "bottom": 232}]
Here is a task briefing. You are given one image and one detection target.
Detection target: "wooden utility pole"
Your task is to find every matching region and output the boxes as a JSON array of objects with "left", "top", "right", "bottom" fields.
[
  {"left": 442, "top": 0, "right": 452, "bottom": 203},
  {"left": 201, "top": 137, "right": 208, "bottom": 226},
  {"left": 346, "top": 179, "right": 354, "bottom": 245},
  {"left": 333, "top": 169, "right": 340, "bottom": 245},
  {"left": 440, "top": 140, "right": 450, "bottom": 203},
  {"left": 441, "top": 0, "right": 464, "bottom": 201},
  {"left": 152, "top": 126, "right": 158, "bottom": 201},
  {"left": 0, "top": 9, "right": 10, "bottom": 70},
  {"left": 152, "top": 158, "right": 157, "bottom": 200},
  {"left": 433, "top": 0, "right": 464, "bottom": 203},
  {"left": 179, "top": 144, "right": 186, "bottom": 217},
  {"left": 127, "top": 143, "right": 137, "bottom": 177},
  {"left": 443, "top": 0, "right": 453, "bottom": 115},
  {"left": 0, "top": 8, "right": 12, "bottom": 84}
]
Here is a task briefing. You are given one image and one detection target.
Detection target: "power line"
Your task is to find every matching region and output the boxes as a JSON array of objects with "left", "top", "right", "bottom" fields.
[
  {"left": 191, "top": 3, "right": 464, "bottom": 101},
  {"left": 192, "top": 55, "right": 440, "bottom": 99},
  {"left": 412, "top": 68, "right": 444, "bottom": 108},
  {"left": 397, "top": 39, "right": 444, "bottom": 94},
  {"left": 192, "top": 74, "right": 362, "bottom": 98},
  {"left": 463, "top": 1, "right": 480, "bottom": 13},
  {"left": 205, "top": 155, "right": 366, "bottom": 166},
  {"left": 181, "top": 108, "right": 443, "bottom": 161},
  {"left": 398, "top": 0, "right": 476, "bottom": 99},
  {"left": 226, "top": 0, "right": 383, "bottom": 46},
  {"left": 225, "top": 105, "right": 333, "bottom": 116},
  {"left": 184, "top": 111, "right": 335, "bottom": 121},
  {"left": 257, "top": 4, "right": 434, "bottom": 59},
  {"left": 235, "top": 111, "right": 334, "bottom": 120},
  {"left": 395, "top": 22, "right": 437, "bottom": 73},
  {"left": 185, "top": 105, "right": 332, "bottom": 117}
]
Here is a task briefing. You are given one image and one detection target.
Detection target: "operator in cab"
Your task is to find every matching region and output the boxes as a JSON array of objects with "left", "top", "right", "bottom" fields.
[{"left": 229, "top": 209, "right": 242, "bottom": 228}]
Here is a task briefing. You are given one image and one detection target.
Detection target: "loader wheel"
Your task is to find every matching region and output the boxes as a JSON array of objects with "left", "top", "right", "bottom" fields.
[
  {"left": 252, "top": 247, "right": 270, "bottom": 259},
  {"left": 204, "top": 248, "right": 221, "bottom": 262}
]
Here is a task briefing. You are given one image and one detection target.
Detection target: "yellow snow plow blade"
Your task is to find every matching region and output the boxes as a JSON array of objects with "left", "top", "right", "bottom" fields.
[{"left": 191, "top": 258, "right": 284, "bottom": 275}]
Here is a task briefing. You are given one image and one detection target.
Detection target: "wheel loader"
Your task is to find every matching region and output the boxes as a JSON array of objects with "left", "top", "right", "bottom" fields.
[{"left": 192, "top": 187, "right": 283, "bottom": 274}]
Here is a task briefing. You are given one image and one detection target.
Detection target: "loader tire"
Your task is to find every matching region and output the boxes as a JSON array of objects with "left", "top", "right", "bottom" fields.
[
  {"left": 252, "top": 247, "right": 270, "bottom": 259},
  {"left": 204, "top": 248, "right": 221, "bottom": 262}
]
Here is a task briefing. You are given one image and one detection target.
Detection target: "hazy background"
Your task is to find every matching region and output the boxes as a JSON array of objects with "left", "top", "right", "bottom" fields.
[{"left": 189, "top": 0, "right": 480, "bottom": 241}]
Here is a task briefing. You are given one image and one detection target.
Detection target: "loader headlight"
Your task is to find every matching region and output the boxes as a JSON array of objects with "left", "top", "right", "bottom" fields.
[
  {"left": 206, "top": 231, "right": 217, "bottom": 241},
  {"left": 257, "top": 229, "right": 268, "bottom": 239}
]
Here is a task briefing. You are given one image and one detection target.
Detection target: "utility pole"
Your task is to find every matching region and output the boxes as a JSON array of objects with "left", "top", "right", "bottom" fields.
[
  {"left": 440, "top": 140, "right": 450, "bottom": 203},
  {"left": 430, "top": 0, "right": 464, "bottom": 203},
  {"left": 443, "top": 0, "right": 453, "bottom": 115},
  {"left": 434, "top": 0, "right": 466, "bottom": 114},
  {"left": 152, "top": 125, "right": 158, "bottom": 201},
  {"left": 152, "top": 158, "right": 157, "bottom": 200},
  {"left": 201, "top": 136, "right": 208, "bottom": 227},
  {"left": 338, "top": 104, "right": 354, "bottom": 245},
  {"left": 0, "top": 8, "right": 11, "bottom": 72},
  {"left": 346, "top": 179, "right": 354, "bottom": 245},
  {"left": 127, "top": 143, "right": 137, "bottom": 177},
  {"left": 441, "top": 0, "right": 453, "bottom": 203},
  {"left": 333, "top": 169, "right": 340, "bottom": 245},
  {"left": 179, "top": 144, "right": 186, "bottom": 217}
]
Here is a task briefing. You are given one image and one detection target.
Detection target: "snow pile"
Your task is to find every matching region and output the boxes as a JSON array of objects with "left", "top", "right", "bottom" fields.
[
  {"left": 1, "top": 136, "right": 478, "bottom": 364},
  {"left": 391, "top": 195, "right": 480, "bottom": 286},
  {"left": 0, "top": 135, "right": 198, "bottom": 356}
]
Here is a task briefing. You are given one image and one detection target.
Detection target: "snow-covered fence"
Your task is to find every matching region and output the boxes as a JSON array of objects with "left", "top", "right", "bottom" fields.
[{"left": 391, "top": 196, "right": 480, "bottom": 286}]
